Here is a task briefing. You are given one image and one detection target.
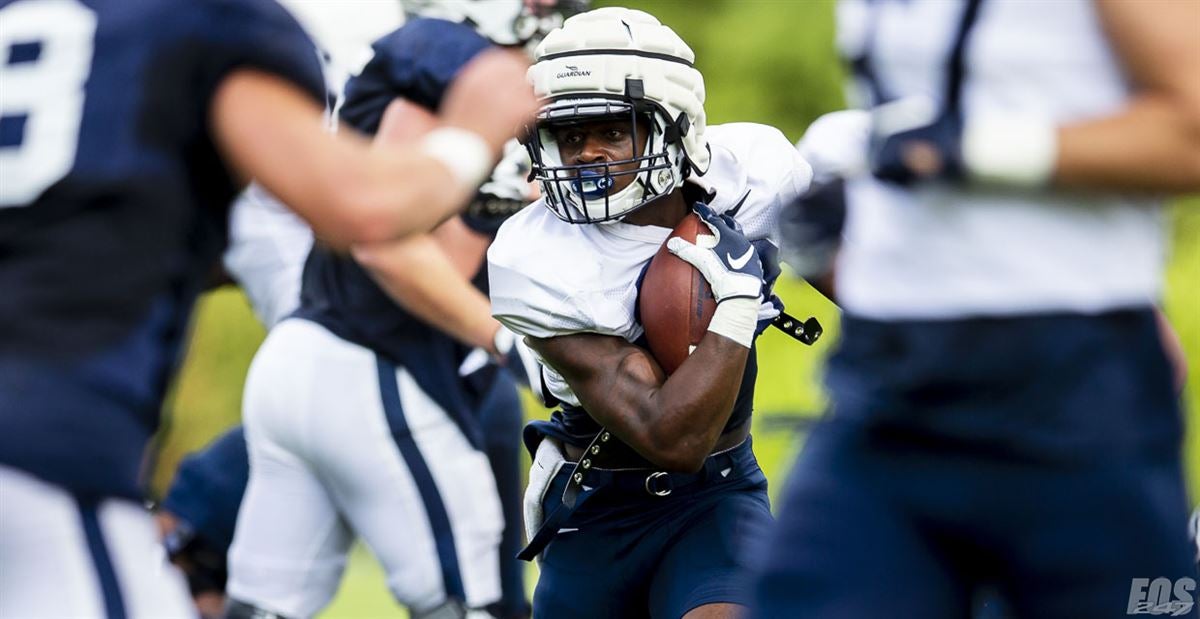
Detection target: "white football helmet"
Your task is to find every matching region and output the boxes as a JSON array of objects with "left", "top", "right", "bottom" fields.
[
  {"left": 400, "top": 0, "right": 588, "bottom": 51},
  {"left": 524, "top": 7, "right": 710, "bottom": 224}
]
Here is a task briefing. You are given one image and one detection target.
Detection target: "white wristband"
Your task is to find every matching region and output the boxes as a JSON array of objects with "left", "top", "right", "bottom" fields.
[
  {"left": 961, "top": 116, "right": 1057, "bottom": 187},
  {"left": 707, "top": 296, "right": 759, "bottom": 349},
  {"left": 421, "top": 127, "right": 495, "bottom": 190}
]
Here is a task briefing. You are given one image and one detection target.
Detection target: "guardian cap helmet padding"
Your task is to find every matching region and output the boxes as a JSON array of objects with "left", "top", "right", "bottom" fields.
[{"left": 524, "top": 8, "right": 710, "bottom": 223}]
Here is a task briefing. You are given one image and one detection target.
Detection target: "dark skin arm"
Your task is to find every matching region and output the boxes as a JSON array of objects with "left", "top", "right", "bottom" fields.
[{"left": 527, "top": 329, "right": 750, "bottom": 473}]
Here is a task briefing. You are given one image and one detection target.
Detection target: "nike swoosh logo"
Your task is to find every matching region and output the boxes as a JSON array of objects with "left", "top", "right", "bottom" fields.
[
  {"left": 727, "top": 247, "right": 754, "bottom": 270},
  {"left": 557, "top": 527, "right": 580, "bottom": 534}
]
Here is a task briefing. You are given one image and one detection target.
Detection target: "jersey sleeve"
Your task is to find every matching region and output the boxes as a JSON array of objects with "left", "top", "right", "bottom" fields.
[
  {"left": 488, "top": 242, "right": 593, "bottom": 340},
  {"left": 193, "top": 0, "right": 327, "bottom": 107},
  {"left": 709, "top": 123, "right": 814, "bottom": 243},
  {"left": 340, "top": 18, "right": 492, "bottom": 134},
  {"left": 487, "top": 207, "right": 636, "bottom": 341}
]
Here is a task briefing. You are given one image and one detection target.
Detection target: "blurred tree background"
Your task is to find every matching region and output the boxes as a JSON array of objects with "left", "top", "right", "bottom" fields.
[{"left": 154, "top": 1, "right": 1199, "bottom": 615}]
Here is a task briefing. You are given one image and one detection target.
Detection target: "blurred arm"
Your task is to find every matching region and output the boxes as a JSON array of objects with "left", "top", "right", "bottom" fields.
[
  {"left": 351, "top": 217, "right": 502, "bottom": 353},
  {"left": 1054, "top": 0, "right": 1200, "bottom": 192},
  {"left": 211, "top": 70, "right": 466, "bottom": 248},
  {"left": 347, "top": 95, "right": 504, "bottom": 354},
  {"left": 210, "top": 49, "right": 535, "bottom": 248}
]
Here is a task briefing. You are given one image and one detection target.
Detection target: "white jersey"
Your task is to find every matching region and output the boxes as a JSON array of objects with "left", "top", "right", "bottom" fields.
[
  {"left": 223, "top": 185, "right": 314, "bottom": 329},
  {"left": 489, "top": 123, "right": 811, "bottom": 406},
  {"left": 835, "top": 0, "right": 1165, "bottom": 319}
]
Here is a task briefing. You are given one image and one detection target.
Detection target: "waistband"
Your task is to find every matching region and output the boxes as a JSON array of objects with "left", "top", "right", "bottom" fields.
[
  {"left": 518, "top": 435, "right": 758, "bottom": 561},
  {"left": 555, "top": 436, "right": 756, "bottom": 499}
]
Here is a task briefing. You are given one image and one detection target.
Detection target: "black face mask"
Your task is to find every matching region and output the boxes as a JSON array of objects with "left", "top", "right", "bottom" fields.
[{"left": 524, "top": 97, "right": 678, "bottom": 224}]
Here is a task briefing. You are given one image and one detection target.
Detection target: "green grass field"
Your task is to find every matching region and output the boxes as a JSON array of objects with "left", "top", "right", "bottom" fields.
[{"left": 153, "top": 2, "right": 1200, "bottom": 616}]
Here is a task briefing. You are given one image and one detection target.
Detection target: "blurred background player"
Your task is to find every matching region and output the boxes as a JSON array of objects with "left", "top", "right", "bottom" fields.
[
  {"left": 157, "top": 427, "right": 250, "bottom": 618},
  {"left": 754, "top": 0, "right": 1200, "bottom": 616},
  {"left": 162, "top": 2, "right": 574, "bottom": 617},
  {"left": 335, "top": 6, "right": 584, "bottom": 610},
  {"left": 0, "top": 0, "right": 533, "bottom": 615},
  {"left": 223, "top": 3, "right": 583, "bottom": 617},
  {"left": 488, "top": 8, "right": 812, "bottom": 618},
  {"left": 153, "top": 8, "right": 387, "bottom": 611}
]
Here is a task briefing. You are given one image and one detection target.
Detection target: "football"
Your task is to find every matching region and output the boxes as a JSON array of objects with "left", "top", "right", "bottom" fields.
[{"left": 638, "top": 213, "right": 718, "bottom": 375}]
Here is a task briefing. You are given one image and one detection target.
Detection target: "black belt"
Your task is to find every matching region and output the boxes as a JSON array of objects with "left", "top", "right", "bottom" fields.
[{"left": 517, "top": 433, "right": 746, "bottom": 561}]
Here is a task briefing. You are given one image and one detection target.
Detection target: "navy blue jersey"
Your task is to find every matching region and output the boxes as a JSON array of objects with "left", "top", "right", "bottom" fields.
[
  {"left": 0, "top": 0, "right": 324, "bottom": 499},
  {"left": 294, "top": 18, "right": 498, "bottom": 446}
]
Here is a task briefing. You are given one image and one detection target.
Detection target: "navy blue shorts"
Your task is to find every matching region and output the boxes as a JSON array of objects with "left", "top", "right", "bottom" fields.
[
  {"left": 535, "top": 438, "right": 773, "bottom": 619},
  {"left": 752, "top": 310, "right": 1195, "bottom": 619}
]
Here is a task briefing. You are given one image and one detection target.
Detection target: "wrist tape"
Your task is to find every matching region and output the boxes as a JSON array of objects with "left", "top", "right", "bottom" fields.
[
  {"left": 421, "top": 127, "right": 494, "bottom": 190},
  {"left": 962, "top": 116, "right": 1057, "bottom": 187},
  {"left": 707, "top": 296, "right": 759, "bottom": 349}
]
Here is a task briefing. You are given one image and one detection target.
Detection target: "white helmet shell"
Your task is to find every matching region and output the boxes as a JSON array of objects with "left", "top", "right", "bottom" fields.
[{"left": 524, "top": 7, "right": 709, "bottom": 223}]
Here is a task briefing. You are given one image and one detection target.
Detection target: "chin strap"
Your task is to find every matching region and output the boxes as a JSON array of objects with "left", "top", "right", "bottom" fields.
[{"left": 771, "top": 310, "right": 823, "bottom": 346}]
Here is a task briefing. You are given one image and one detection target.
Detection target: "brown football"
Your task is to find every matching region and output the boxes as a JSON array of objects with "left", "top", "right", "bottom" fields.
[{"left": 638, "top": 213, "right": 717, "bottom": 375}]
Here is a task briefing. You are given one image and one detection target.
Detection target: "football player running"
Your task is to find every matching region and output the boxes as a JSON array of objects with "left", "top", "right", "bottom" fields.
[
  {"left": 487, "top": 8, "right": 812, "bottom": 618},
  {"left": 0, "top": 0, "right": 533, "bottom": 616},
  {"left": 753, "top": 0, "right": 1200, "bottom": 617},
  {"left": 223, "top": 3, "right": 580, "bottom": 618}
]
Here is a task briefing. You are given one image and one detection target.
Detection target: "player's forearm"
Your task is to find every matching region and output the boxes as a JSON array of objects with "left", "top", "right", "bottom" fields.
[
  {"left": 531, "top": 332, "right": 749, "bottom": 472},
  {"left": 589, "top": 338, "right": 747, "bottom": 473},
  {"left": 1055, "top": 0, "right": 1200, "bottom": 193},
  {"left": 637, "top": 335, "right": 750, "bottom": 472},
  {"left": 1054, "top": 95, "right": 1200, "bottom": 192},
  {"left": 352, "top": 235, "right": 499, "bottom": 351}
]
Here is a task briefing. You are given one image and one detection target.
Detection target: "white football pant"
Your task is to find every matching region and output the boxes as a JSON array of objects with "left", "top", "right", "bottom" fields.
[
  {"left": 227, "top": 319, "right": 503, "bottom": 617},
  {"left": 0, "top": 466, "right": 193, "bottom": 617}
]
